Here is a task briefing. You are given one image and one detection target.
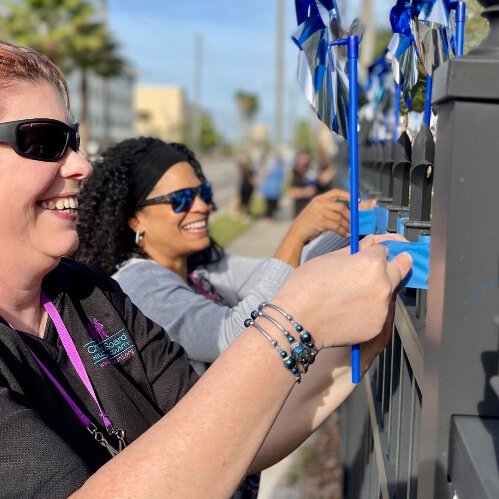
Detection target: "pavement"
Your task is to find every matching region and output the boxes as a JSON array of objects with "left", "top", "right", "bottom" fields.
[{"left": 225, "top": 195, "right": 315, "bottom": 499}]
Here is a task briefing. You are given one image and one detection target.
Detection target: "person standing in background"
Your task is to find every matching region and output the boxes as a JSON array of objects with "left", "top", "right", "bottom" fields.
[
  {"left": 259, "top": 151, "right": 285, "bottom": 220},
  {"left": 235, "top": 153, "right": 255, "bottom": 219},
  {"left": 289, "top": 151, "right": 317, "bottom": 217},
  {"left": 316, "top": 154, "right": 339, "bottom": 194}
]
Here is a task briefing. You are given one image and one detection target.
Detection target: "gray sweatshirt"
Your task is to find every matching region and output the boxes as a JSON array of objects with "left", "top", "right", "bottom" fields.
[{"left": 113, "top": 231, "right": 347, "bottom": 374}]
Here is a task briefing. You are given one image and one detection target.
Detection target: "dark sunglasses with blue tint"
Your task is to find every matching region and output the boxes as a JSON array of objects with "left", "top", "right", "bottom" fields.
[
  {"left": 139, "top": 182, "right": 214, "bottom": 213},
  {"left": 0, "top": 118, "right": 80, "bottom": 162}
]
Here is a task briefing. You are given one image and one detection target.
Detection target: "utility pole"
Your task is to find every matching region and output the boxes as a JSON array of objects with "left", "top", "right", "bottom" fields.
[
  {"left": 359, "top": 0, "right": 376, "bottom": 72},
  {"left": 192, "top": 32, "right": 203, "bottom": 150},
  {"left": 101, "top": 0, "right": 111, "bottom": 150},
  {"left": 274, "top": 0, "right": 285, "bottom": 146}
]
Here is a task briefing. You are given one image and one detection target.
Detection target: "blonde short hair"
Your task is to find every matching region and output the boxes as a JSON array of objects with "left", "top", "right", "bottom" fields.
[{"left": 0, "top": 41, "right": 70, "bottom": 110}]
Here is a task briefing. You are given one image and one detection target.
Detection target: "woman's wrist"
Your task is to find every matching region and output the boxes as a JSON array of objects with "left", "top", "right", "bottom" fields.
[
  {"left": 273, "top": 230, "right": 305, "bottom": 268},
  {"left": 266, "top": 293, "right": 325, "bottom": 351}
]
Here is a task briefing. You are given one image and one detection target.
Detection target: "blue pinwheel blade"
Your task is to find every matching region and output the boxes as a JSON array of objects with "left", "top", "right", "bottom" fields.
[
  {"left": 293, "top": 0, "right": 350, "bottom": 137},
  {"left": 411, "top": 0, "right": 456, "bottom": 75}
]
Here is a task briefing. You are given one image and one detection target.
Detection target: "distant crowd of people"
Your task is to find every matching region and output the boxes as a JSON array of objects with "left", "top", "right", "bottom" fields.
[{"left": 234, "top": 148, "right": 346, "bottom": 221}]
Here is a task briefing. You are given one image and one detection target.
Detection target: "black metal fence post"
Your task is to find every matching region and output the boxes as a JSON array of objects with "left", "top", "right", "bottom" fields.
[
  {"left": 387, "top": 131, "right": 412, "bottom": 233},
  {"left": 418, "top": 0, "right": 499, "bottom": 496},
  {"left": 341, "top": 2, "right": 499, "bottom": 497}
]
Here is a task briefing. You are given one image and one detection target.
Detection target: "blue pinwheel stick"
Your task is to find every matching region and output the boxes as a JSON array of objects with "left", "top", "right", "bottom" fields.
[
  {"left": 292, "top": 0, "right": 363, "bottom": 383},
  {"left": 332, "top": 35, "right": 361, "bottom": 383},
  {"left": 424, "top": 75, "right": 433, "bottom": 126},
  {"left": 348, "top": 36, "right": 361, "bottom": 384},
  {"left": 456, "top": 2, "right": 466, "bottom": 56}
]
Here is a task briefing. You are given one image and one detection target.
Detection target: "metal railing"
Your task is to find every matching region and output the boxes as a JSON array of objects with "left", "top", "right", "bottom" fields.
[
  {"left": 340, "top": 2, "right": 499, "bottom": 497},
  {"left": 342, "top": 295, "right": 423, "bottom": 499}
]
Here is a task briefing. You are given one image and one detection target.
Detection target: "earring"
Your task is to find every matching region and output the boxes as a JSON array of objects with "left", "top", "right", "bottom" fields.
[{"left": 135, "top": 231, "right": 145, "bottom": 245}]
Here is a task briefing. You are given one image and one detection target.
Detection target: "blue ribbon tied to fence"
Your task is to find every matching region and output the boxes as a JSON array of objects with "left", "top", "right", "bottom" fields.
[{"left": 381, "top": 239, "right": 430, "bottom": 289}]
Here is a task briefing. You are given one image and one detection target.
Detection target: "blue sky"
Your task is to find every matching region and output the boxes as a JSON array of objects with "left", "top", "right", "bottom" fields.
[{"left": 107, "top": 0, "right": 392, "bottom": 142}]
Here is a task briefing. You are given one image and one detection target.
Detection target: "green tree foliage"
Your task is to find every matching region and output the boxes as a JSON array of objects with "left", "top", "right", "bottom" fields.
[
  {"left": 464, "top": 0, "right": 488, "bottom": 53},
  {"left": 199, "top": 112, "right": 219, "bottom": 151},
  {"left": 293, "top": 119, "right": 315, "bottom": 154},
  {"left": 373, "top": 30, "right": 392, "bottom": 59},
  {"left": 0, "top": 0, "right": 125, "bottom": 151},
  {"left": 234, "top": 90, "right": 259, "bottom": 150},
  {"left": 234, "top": 91, "right": 259, "bottom": 121}
]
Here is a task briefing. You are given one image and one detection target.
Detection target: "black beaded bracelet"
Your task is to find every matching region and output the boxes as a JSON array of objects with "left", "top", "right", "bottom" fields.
[
  {"left": 258, "top": 302, "right": 317, "bottom": 372},
  {"left": 244, "top": 302, "right": 318, "bottom": 383}
]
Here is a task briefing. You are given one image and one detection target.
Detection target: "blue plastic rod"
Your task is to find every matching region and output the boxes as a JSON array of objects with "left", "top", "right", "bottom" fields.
[
  {"left": 423, "top": 75, "right": 433, "bottom": 127},
  {"left": 456, "top": 2, "right": 466, "bottom": 57},
  {"left": 347, "top": 35, "right": 361, "bottom": 384}
]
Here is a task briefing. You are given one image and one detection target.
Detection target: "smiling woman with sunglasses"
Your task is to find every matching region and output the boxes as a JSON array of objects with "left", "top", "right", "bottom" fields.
[
  {"left": 0, "top": 40, "right": 411, "bottom": 498},
  {"left": 76, "top": 137, "right": 359, "bottom": 376}
]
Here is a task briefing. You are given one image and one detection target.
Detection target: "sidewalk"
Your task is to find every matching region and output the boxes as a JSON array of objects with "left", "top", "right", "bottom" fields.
[
  {"left": 225, "top": 196, "right": 315, "bottom": 499},
  {"left": 225, "top": 197, "right": 293, "bottom": 258}
]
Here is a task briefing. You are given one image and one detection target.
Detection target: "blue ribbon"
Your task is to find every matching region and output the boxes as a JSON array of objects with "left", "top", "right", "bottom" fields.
[
  {"left": 397, "top": 216, "right": 409, "bottom": 235},
  {"left": 381, "top": 240, "right": 430, "bottom": 289},
  {"left": 359, "top": 209, "right": 377, "bottom": 235},
  {"left": 375, "top": 206, "right": 389, "bottom": 235}
]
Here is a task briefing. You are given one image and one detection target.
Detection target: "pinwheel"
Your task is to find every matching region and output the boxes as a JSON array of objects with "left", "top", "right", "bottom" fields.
[
  {"left": 411, "top": 0, "right": 466, "bottom": 124},
  {"left": 387, "top": 1, "right": 466, "bottom": 128},
  {"left": 293, "top": 0, "right": 364, "bottom": 383},
  {"left": 292, "top": 0, "right": 364, "bottom": 138},
  {"left": 387, "top": 0, "right": 419, "bottom": 114},
  {"left": 364, "top": 54, "right": 395, "bottom": 141}
]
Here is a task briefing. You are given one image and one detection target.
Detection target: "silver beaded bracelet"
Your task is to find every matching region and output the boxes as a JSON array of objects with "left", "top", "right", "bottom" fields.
[
  {"left": 258, "top": 302, "right": 317, "bottom": 372},
  {"left": 243, "top": 302, "right": 318, "bottom": 382}
]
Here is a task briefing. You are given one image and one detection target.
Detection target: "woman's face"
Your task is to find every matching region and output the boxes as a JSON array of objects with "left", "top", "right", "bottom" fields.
[
  {"left": 0, "top": 81, "right": 92, "bottom": 271},
  {"left": 131, "top": 161, "right": 213, "bottom": 267}
]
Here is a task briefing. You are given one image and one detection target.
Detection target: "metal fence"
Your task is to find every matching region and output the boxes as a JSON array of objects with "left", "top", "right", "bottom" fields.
[{"left": 340, "top": 2, "right": 499, "bottom": 498}]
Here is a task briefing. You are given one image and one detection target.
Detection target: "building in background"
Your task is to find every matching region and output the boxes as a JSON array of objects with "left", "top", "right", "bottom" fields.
[
  {"left": 67, "top": 70, "right": 135, "bottom": 155},
  {"left": 134, "top": 85, "right": 186, "bottom": 143}
]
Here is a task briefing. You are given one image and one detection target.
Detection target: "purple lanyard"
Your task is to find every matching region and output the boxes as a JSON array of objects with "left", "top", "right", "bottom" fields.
[{"left": 13, "top": 293, "right": 126, "bottom": 456}]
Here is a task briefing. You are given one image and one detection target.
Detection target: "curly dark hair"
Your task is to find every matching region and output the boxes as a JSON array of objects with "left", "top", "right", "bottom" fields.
[{"left": 75, "top": 137, "right": 224, "bottom": 275}]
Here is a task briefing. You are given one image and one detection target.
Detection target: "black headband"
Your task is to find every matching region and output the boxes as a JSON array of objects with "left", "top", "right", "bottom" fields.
[{"left": 130, "top": 143, "right": 190, "bottom": 209}]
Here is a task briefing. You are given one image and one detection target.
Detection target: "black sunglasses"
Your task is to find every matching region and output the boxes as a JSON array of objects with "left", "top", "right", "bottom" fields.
[
  {"left": 139, "top": 182, "right": 214, "bottom": 213},
  {"left": 0, "top": 118, "right": 80, "bottom": 162}
]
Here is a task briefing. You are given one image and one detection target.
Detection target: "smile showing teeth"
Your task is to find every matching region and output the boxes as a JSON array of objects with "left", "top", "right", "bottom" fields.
[
  {"left": 183, "top": 220, "right": 207, "bottom": 230},
  {"left": 39, "top": 197, "right": 78, "bottom": 211}
]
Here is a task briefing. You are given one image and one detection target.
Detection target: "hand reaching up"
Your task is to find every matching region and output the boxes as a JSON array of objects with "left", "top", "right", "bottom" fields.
[
  {"left": 272, "top": 240, "right": 412, "bottom": 349},
  {"left": 290, "top": 188, "right": 351, "bottom": 241}
]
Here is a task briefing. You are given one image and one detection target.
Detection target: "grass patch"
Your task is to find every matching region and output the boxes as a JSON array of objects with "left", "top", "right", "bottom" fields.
[
  {"left": 209, "top": 214, "right": 252, "bottom": 247},
  {"left": 208, "top": 195, "right": 269, "bottom": 247},
  {"left": 249, "top": 195, "right": 266, "bottom": 218}
]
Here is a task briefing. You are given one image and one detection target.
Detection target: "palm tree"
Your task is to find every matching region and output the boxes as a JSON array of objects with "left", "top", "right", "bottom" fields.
[
  {"left": 0, "top": 0, "right": 126, "bottom": 152},
  {"left": 234, "top": 90, "right": 259, "bottom": 151}
]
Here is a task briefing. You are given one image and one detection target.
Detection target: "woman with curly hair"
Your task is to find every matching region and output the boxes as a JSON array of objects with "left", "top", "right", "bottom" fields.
[{"left": 76, "top": 137, "right": 354, "bottom": 375}]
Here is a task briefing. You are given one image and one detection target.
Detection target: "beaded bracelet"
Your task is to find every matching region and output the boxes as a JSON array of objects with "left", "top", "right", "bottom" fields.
[
  {"left": 244, "top": 317, "right": 302, "bottom": 382},
  {"left": 258, "top": 302, "right": 317, "bottom": 371},
  {"left": 244, "top": 302, "right": 318, "bottom": 383}
]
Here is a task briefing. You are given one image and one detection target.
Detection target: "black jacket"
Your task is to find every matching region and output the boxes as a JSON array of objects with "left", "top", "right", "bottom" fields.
[{"left": 0, "top": 258, "right": 197, "bottom": 498}]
